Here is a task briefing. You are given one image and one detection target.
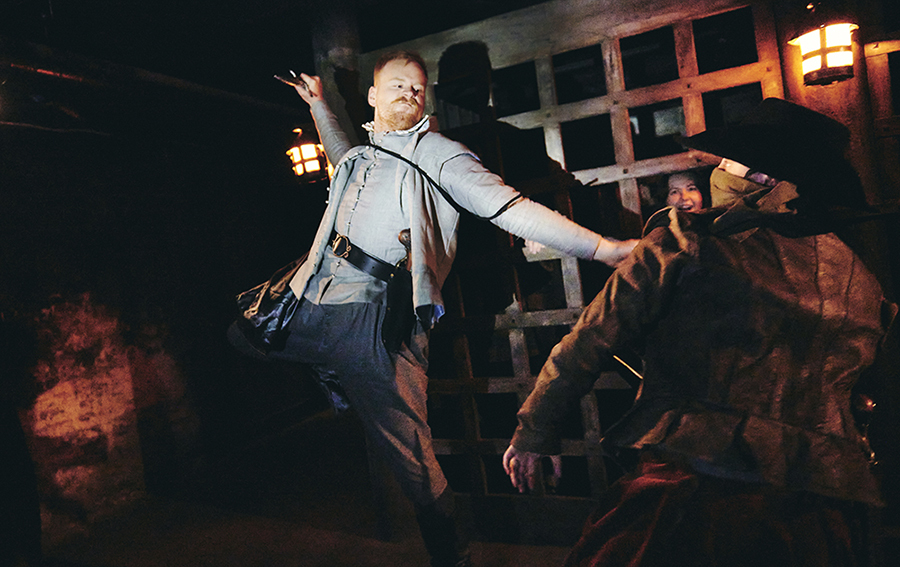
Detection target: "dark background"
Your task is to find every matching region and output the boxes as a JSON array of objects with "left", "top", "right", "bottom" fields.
[
  {"left": 0, "top": 0, "right": 548, "bottom": 110},
  {"left": 0, "top": 0, "right": 551, "bottom": 484}
]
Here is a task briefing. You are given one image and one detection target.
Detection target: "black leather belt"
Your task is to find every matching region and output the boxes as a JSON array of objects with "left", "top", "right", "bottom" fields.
[{"left": 329, "top": 230, "right": 402, "bottom": 283}]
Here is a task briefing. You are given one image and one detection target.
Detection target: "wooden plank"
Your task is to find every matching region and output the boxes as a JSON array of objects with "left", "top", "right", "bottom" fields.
[
  {"left": 866, "top": 53, "right": 895, "bottom": 119},
  {"left": 485, "top": 377, "right": 537, "bottom": 395},
  {"left": 452, "top": 334, "right": 475, "bottom": 381},
  {"left": 604, "top": 1, "right": 751, "bottom": 42},
  {"left": 429, "top": 380, "right": 478, "bottom": 395},
  {"left": 752, "top": 1, "right": 781, "bottom": 64},
  {"left": 875, "top": 137, "right": 900, "bottom": 201},
  {"left": 359, "top": 0, "right": 749, "bottom": 75},
  {"left": 610, "top": 102, "right": 635, "bottom": 165},
  {"left": 865, "top": 40, "right": 900, "bottom": 58},
  {"left": 579, "top": 393, "right": 608, "bottom": 498},
  {"left": 543, "top": 124, "right": 566, "bottom": 168},
  {"left": 534, "top": 55, "right": 557, "bottom": 109},
  {"left": 495, "top": 308, "right": 584, "bottom": 329},
  {"left": 674, "top": 20, "right": 699, "bottom": 79},
  {"left": 480, "top": 372, "right": 633, "bottom": 395},
  {"left": 522, "top": 245, "right": 573, "bottom": 262},
  {"left": 751, "top": 1, "right": 785, "bottom": 99},
  {"left": 618, "top": 177, "right": 643, "bottom": 226},
  {"left": 560, "top": 257, "right": 585, "bottom": 309},
  {"left": 499, "top": 61, "right": 777, "bottom": 130},
  {"left": 509, "top": 328, "right": 531, "bottom": 382},
  {"left": 683, "top": 92, "right": 707, "bottom": 136},
  {"left": 571, "top": 151, "right": 720, "bottom": 186},
  {"left": 603, "top": 37, "right": 625, "bottom": 94},
  {"left": 472, "top": 451, "right": 490, "bottom": 496}
]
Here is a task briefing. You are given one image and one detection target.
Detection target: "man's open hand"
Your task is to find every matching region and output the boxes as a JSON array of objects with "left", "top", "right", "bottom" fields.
[{"left": 502, "top": 445, "right": 562, "bottom": 493}]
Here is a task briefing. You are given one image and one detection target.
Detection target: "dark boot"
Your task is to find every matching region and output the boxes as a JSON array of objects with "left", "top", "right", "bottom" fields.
[{"left": 415, "top": 489, "right": 472, "bottom": 567}]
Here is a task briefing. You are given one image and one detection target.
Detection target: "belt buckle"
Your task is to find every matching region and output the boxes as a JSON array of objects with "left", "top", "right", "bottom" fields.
[{"left": 332, "top": 234, "right": 351, "bottom": 258}]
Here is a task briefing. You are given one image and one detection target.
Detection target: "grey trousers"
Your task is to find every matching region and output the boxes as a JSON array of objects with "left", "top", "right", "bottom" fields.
[{"left": 231, "top": 297, "right": 448, "bottom": 507}]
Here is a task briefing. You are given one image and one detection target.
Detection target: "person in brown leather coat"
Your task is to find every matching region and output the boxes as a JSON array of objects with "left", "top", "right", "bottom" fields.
[{"left": 503, "top": 98, "right": 897, "bottom": 566}]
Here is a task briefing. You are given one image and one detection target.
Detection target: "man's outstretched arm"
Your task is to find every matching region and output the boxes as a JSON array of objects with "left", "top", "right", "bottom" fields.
[{"left": 288, "top": 73, "right": 353, "bottom": 165}]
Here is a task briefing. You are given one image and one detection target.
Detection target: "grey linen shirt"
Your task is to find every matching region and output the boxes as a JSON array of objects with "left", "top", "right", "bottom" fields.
[{"left": 295, "top": 100, "right": 604, "bottom": 323}]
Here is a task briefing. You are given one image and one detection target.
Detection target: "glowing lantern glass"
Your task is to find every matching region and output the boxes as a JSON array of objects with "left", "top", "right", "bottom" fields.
[
  {"left": 286, "top": 128, "right": 330, "bottom": 183},
  {"left": 789, "top": 22, "right": 858, "bottom": 86}
]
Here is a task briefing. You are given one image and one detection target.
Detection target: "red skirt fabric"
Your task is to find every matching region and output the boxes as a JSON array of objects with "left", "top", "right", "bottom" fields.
[{"left": 564, "top": 457, "right": 869, "bottom": 567}]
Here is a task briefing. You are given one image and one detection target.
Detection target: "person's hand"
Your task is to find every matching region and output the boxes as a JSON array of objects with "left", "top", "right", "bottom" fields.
[
  {"left": 502, "top": 445, "right": 562, "bottom": 494},
  {"left": 294, "top": 73, "right": 324, "bottom": 105},
  {"left": 523, "top": 239, "right": 545, "bottom": 255},
  {"left": 593, "top": 237, "right": 638, "bottom": 268}
]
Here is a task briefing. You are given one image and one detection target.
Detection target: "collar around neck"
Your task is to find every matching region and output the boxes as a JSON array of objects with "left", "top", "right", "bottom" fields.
[{"left": 363, "top": 115, "right": 432, "bottom": 136}]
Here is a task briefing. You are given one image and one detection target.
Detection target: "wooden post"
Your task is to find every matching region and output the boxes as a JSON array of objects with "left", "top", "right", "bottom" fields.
[{"left": 310, "top": 1, "right": 365, "bottom": 146}]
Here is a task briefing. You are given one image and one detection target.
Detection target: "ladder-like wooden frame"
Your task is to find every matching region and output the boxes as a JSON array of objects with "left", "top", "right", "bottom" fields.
[{"left": 360, "top": 0, "right": 785, "bottom": 544}]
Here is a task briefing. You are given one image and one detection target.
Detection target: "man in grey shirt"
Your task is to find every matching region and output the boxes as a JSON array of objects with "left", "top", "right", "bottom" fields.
[{"left": 236, "top": 50, "right": 636, "bottom": 567}]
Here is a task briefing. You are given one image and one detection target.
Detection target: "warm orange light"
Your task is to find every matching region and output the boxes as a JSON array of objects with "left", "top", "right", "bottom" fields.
[
  {"left": 299, "top": 143, "right": 319, "bottom": 160},
  {"left": 802, "top": 54, "right": 822, "bottom": 74},
  {"left": 826, "top": 50, "right": 853, "bottom": 68},
  {"left": 793, "top": 29, "right": 821, "bottom": 56},
  {"left": 286, "top": 145, "right": 326, "bottom": 176},
  {"left": 825, "top": 23, "right": 854, "bottom": 48},
  {"left": 789, "top": 22, "right": 857, "bottom": 85},
  {"left": 286, "top": 128, "right": 329, "bottom": 182}
]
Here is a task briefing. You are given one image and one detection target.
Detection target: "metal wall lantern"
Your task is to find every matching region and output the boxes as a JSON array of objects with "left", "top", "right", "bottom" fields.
[
  {"left": 788, "top": 3, "right": 858, "bottom": 86},
  {"left": 286, "top": 128, "right": 330, "bottom": 183}
]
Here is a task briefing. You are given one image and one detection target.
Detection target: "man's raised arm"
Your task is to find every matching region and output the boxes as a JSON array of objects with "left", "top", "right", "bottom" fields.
[{"left": 287, "top": 73, "right": 353, "bottom": 165}]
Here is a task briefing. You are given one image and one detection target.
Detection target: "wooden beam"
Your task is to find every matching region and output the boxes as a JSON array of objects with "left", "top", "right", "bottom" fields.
[
  {"left": 571, "top": 151, "right": 720, "bottom": 186},
  {"left": 359, "top": 0, "right": 753, "bottom": 78},
  {"left": 494, "top": 308, "right": 584, "bottom": 329},
  {"left": 864, "top": 40, "right": 900, "bottom": 58},
  {"left": 499, "top": 60, "right": 780, "bottom": 130},
  {"left": 751, "top": 1, "right": 785, "bottom": 99},
  {"left": 674, "top": 20, "right": 699, "bottom": 78},
  {"left": 866, "top": 52, "right": 896, "bottom": 119}
]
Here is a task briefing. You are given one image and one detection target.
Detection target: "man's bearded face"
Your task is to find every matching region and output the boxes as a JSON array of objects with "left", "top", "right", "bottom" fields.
[{"left": 369, "top": 59, "right": 427, "bottom": 132}]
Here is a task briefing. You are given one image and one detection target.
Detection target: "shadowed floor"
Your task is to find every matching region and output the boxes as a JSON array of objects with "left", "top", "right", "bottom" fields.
[{"left": 44, "top": 408, "right": 573, "bottom": 567}]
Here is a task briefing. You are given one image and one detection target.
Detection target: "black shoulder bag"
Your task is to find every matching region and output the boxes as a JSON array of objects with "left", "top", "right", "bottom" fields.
[{"left": 234, "top": 253, "right": 307, "bottom": 353}]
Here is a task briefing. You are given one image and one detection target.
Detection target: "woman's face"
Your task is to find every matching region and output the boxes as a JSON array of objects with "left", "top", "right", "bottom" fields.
[{"left": 666, "top": 173, "right": 703, "bottom": 212}]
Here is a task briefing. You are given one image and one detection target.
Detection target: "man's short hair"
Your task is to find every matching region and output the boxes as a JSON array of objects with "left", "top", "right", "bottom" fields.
[{"left": 374, "top": 50, "right": 428, "bottom": 81}]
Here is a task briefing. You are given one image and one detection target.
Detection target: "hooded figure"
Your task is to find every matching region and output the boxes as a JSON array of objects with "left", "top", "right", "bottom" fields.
[
  {"left": 504, "top": 98, "right": 897, "bottom": 567},
  {"left": 677, "top": 97, "right": 879, "bottom": 233}
]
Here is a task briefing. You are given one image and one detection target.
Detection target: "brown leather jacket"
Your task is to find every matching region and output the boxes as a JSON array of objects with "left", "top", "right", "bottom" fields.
[{"left": 513, "top": 193, "right": 896, "bottom": 505}]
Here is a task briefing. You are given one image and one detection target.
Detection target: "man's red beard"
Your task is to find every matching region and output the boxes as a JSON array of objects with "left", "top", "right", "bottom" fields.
[{"left": 381, "top": 97, "right": 422, "bottom": 131}]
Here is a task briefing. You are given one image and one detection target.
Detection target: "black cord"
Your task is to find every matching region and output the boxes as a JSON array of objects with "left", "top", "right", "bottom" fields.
[{"left": 366, "top": 143, "right": 521, "bottom": 221}]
